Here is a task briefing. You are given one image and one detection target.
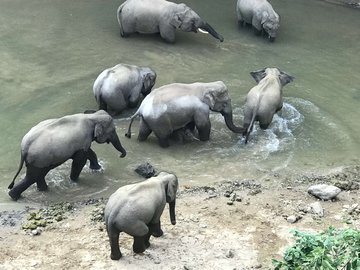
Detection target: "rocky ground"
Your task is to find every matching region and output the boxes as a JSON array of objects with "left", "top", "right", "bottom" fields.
[{"left": 1, "top": 165, "right": 360, "bottom": 270}]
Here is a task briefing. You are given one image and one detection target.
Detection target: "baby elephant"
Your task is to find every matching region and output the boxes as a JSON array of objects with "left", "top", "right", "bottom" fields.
[
  {"left": 93, "top": 64, "right": 156, "bottom": 115},
  {"left": 237, "top": 0, "right": 280, "bottom": 42},
  {"left": 243, "top": 68, "right": 294, "bottom": 143},
  {"left": 104, "top": 172, "right": 178, "bottom": 260}
]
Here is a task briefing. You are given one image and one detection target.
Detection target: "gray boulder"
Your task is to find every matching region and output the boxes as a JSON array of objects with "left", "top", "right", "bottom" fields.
[
  {"left": 307, "top": 202, "right": 324, "bottom": 217},
  {"left": 308, "top": 184, "right": 341, "bottom": 200}
]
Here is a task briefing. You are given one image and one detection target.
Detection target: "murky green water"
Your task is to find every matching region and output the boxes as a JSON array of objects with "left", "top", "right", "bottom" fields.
[{"left": 0, "top": 0, "right": 359, "bottom": 209}]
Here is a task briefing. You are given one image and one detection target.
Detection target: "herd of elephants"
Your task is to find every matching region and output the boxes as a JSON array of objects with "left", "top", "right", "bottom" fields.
[{"left": 8, "top": 0, "right": 296, "bottom": 260}]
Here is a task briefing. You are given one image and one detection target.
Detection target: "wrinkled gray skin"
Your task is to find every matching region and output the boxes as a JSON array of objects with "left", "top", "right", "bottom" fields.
[
  {"left": 104, "top": 172, "right": 178, "bottom": 260},
  {"left": 125, "top": 81, "right": 246, "bottom": 148},
  {"left": 243, "top": 68, "right": 294, "bottom": 143},
  {"left": 8, "top": 110, "right": 126, "bottom": 200},
  {"left": 236, "top": 0, "right": 280, "bottom": 42},
  {"left": 93, "top": 64, "right": 157, "bottom": 115},
  {"left": 117, "top": 0, "right": 224, "bottom": 43}
]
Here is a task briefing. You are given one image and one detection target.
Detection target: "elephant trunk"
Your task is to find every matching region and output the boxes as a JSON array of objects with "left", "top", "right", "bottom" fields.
[
  {"left": 110, "top": 134, "right": 126, "bottom": 158},
  {"left": 269, "top": 36, "right": 275, "bottom": 42},
  {"left": 223, "top": 110, "right": 246, "bottom": 134},
  {"left": 198, "top": 22, "right": 224, "bottom": 42},
  {"left": 169, "top": 200, "right": 176, "bottom": 225}
]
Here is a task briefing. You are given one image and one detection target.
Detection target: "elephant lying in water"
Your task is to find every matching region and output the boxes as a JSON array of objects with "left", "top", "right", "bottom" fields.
[
  {"left": 104, "top": 172, "right": 178, "bottom": 260},
  {"left": 93, "top": 64, "right": 156, "bottom": 115},
  {"left": 237, "top": 0, "right": 280, "bottom": 42},
  {"left": 117, "top": 0, "right": 224, "bottom": 43},
  {"left": 8, "top": 110, "right": 126, "bottom": 200},
  {"left": 243, "top": 68, "right": 294, "bottom": 143},
  {"left": 125, "top": 81, "right": 246, "bottom": 147}
]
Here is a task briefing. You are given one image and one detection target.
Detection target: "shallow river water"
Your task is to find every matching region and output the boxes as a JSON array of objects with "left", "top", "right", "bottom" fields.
[{"left": 0, "top": 0, "right": 359, "bottom": 209}]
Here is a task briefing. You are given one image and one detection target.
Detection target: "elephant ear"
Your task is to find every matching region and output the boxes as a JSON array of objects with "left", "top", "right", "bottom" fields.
[
  {"left": 250, "top": 68, "right": 267, "bottom": 83},
  {"left": 165, "top": 175, "right": 178, "bottom": 203},
  {"left": 203, "top": 91, "right": 216, "bottom": 110},
  {"left": 261, "top": 11, "right": 269, "bottom": 25},
  {"left": 143, "top": 73, "right": 155, "bottom": 91},
  {"left": 94, "top": 121, "right": 106, "bottom": 139},
  {"left": 278, "top": 71, "right": 295, "bottom": 87},
  {"left": 170, "top": 3, "right": 188, "bottom": 28},
  {"left": 170, "top": 14, "right": 182, "bottom": 28}
]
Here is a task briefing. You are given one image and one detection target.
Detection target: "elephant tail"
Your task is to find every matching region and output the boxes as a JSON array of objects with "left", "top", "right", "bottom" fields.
[
  {"left": 244, "top": 105, "right": 258, "bottom": 144},
  {"left": 125, "top": 109, "right": 141, "bottom": 138},
  {"left": 8, "top": 153, "right": 26, "bottom": 189}
]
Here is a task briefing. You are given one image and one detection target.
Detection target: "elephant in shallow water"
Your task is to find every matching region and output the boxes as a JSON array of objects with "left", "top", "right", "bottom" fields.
[
  {"left": 125, "top": 81, "right": 246, "bottom": 147},
  {"left": 93, "top": 64, "right": 157, "bottom": 115},
  {"left": 243, "top": 68, "right": 294, "bottom": 143},
  {"left": 237, "top": 0, "right": 280, "bottom": 42},
  {"left": 104, "top": 172, "right": 178, "bottom": 260},
  {"left": 117, "top": 0, "right": 224, "bottom": 43},
  {"left": 8, "top": 110, "right": 126, "bottom": 200}
]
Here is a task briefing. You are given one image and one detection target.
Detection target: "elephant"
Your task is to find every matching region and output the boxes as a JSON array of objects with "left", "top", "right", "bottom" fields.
[
  {"left": 8, "top": 110, "right": 127, "bottom": 200},
  {"left": 243, "top": 68, "right": 294, "bottom": 143},
  {"left": 93, "top": 64, "right": 157, "bottom": 115},
  {"left": 117, "top": 0, "right": 224, "bottom": 43},
  {"left": 125, "top": 81, "right": 246, "bottom": 148},
  {"left": 104, "top": 172, "right": 178, "bottom": 260},
  {"left": 236, "top": 0, "right": 280, "bottom": 42}
]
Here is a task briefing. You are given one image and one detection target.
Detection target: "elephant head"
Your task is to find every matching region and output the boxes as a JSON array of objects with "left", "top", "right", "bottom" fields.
[
  {"left": 140, "top": 67, "right": 157, "bottom": 97},
  {"left": 170, "top": 4, "right": 224, "bottom": 42},
  {"left": 261, "top": 12, "right": 280, "bottom": 42},
  {"left": 159, "top": 172, "right": 178, "bottom": 225},
  {"left": 91, "top": 110, "right": 126, "bottom": 158},
  {"left": 203, "top": 81, "right": 246, "bottom": 134},
  {"left": 250, "top": 68, "right": 294, "bottom": 87}
]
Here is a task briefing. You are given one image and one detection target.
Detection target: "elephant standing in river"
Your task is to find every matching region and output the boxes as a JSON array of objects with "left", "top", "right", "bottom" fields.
[
  {"left": 104, "top": 172, "right": 178, "bottom": 260},
  {"left": 8, "top": 110, "right": 126, "bottom": 200},
  {"left": 125, "top": 81, "right": 246, "bottom": 147},
  {"left": 117, "top": 0, "right": 224, "bottom": 43},
  {"left": 243, "top": 68, "right": 294, "bottom": 143},
  {"left": 93, "top": 64, "right": 157, "bottom": 115},
  {"left": 237, "top": 0, "right": 280, "bottom": 42}
]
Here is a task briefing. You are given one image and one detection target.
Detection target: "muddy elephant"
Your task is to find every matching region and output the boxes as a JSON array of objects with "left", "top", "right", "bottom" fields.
[
  {"left": 93, "top": 64, "right": 157, "bottom": 115},
  {"left": 104, "top": 172, "right": 178, "bottom": 260},
  {"left": 8, "top": 110, "right": 126, "bottom": 200},
  {"left": 117, "top": 0, "right": 224, "bottom": 43},
  {"left": 125, "top": 81, "right": 246, "bottom": 147},
  {"left": 243, "top": 68, "right": 294, "bottom": 143},
  {"left": 237, "top": 0, "right": 280, "bottom": 42}
]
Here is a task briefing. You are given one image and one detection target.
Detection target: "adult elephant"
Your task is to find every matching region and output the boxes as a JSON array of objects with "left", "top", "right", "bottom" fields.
[
  {"left": 104, "top": 172, "right": 178, "bottom": 260},
  {"left": 243, "top": 68, "right": 294, "bottom": 143},
  {"left": 236, "top": 0, "right": 280, "bottom": 42},
  {"left": 8, "top": 110, "right": 126, "bottom": 200},
  {"left": 93, "top": 64, "right": 157, "bottom": 115},
  {"left": 117, "top": 0, "right": 224, "bottom": 43},
  {"left": 125, "top": 81, "right": 246, "bottom": 147}
]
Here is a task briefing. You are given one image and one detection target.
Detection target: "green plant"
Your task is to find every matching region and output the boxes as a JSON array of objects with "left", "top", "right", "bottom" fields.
[{"left": 272, "top": 225, "right": 360, "bottom": 270}]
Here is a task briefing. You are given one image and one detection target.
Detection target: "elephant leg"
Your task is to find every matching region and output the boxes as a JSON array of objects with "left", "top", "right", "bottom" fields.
[
  {"left": 87, "top": 148, "right": 101, "bottom": 170},
  {"left": 133, "top": 235, "right": 148, "bottom": 254},
  {"left": 157, "top": 136, "right": 170, "bottom": 148},
  {"left": 159, "top": 24, "right": 176, "bottom": 43},
  {"left": 186, "top": 122, "right": 196, "bottom": 131},
  {"left": 149, "top": 221, "right": 163, "bottom": 237},
  {"left": 253, "top": 26, "right": 262, "bottom": 36},
  {"left": 98, "top": 98, "right": 107, "bottom": 111},
  {"left": 107, "top": 225, "right": 122, "bottom": 260},
  {"left": 9, "top": 165, "right": 51, "bottom": 200},
  {"left": 70, "top": 150, "right": 87, "bottom": 181},
  {"left": 259, "top": 122, "right": 271, "bottom": 129},
  {"left": 138, "top": 118, "right": 152, "bottom": 141},
  {"left": 197, "top": 121, "right": 211, "bottom": 141}
]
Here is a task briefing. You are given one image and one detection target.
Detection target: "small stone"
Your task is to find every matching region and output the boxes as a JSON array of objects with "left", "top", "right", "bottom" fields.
[
  {"left": 199, "top": 224, "right": 207, "bottom": 228},
  {"left": 39, "top": 220, "right": 47, "bottom": 227},
  {"left": 22, "top": 224, "right": 30, "bottom": 229},
  {"left": 227, "top": 201, "right": 234, "bottom": 205},
  {"left": 31, "top": 229, "right": 40, "bottom": 235},
  {"left": 226, "top": 250, "right": 234, "bottom": 258},
  {"left": 34, "top": 214, "right": 41, "bottom": 220},
  {"left": 287, "top": 215, "right": 297, "bottom": 223},
  {"left": 55, "top": 215, "right": 63, "bottom": 222},
  {"left": 253, "top": 264, "right": 262, "bottom": 269},
  {"left": 154, "top": 259, "right": 161, "bottom": 264},
  {"left": 29, "top": 223, "right": 37, "bottom": 229},
  {"left": 30, "top": 212, "right": 36, "bottom": 217},
  {"left": 307, "top": 202, "right": 324, "bottom": 217},
  {"left": 236, "top": 196, "right": 242, "bottom": 202}
]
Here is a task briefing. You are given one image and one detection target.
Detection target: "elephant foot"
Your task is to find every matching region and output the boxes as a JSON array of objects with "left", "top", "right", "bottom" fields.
[
  {"left": 151, "top": 229, "right": 163, "bottom": 237},
  {"left": 145, "top": 240, "right": 151, "bottom": 248},
  {"left": 8, "top": 190, "right": 20, "bottom": 201},
  {"left": 133, "top": 244, "right": 146, "bottom": 254},
  {"left": 37, "top": 185, "right": 48, "bottom": 192},
  {"left": 89, "top": 164, "right": 102, "bottom": 171},
  {"left": 110, "top": 252, "right": 122, "bottom": 260}
]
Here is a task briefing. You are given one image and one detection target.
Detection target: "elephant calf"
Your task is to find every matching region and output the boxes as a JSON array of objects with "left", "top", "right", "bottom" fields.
[
  {"left": 93, "top": 64, "right": 156, "bottom": 115},
  {"left": 104, "top": 172, "right": 178, "bottom": 260},
  {"left": 243, "top": 68, "right": 294, "bottom": 143},
  {"left": 8, "top": 110, "right": 126, "bottom": 200}
]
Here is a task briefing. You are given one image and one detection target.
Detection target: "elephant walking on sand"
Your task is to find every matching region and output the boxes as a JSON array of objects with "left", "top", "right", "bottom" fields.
[
  {"left": 104, "top": 172, "right": 178, "bottom": 260},
  {"left": 117, "top": 0, "right": 224, "bottom": 43},
  {"left": 93, "top": 64, "right": 157, "bottom": 115},
  {"left": 243, "top": 68, "right": 294, "bottom": 143},
  {"left": 125, "top": 81, "right": 246, "bottom": 148},
  {"left": 237, "top": 0, "right": 280, "bottom": 42},
  {"left": 8, "top": 110, "right": 126, "bottom": 200}
]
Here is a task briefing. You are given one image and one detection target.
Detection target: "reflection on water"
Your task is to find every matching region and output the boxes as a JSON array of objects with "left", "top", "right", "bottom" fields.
[{"left": 0, "top": 0, "right": 359, "bottom": 207}]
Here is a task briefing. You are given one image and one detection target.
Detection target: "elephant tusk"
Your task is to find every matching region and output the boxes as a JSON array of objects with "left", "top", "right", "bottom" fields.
[{"left": 198, "top": 28, "right": 209, "bottom": 34}]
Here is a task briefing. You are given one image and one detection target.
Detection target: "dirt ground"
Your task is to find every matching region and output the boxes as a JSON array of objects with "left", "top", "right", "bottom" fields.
[{"left": 1, "top": 172, "right": 359, "bottom": 270}]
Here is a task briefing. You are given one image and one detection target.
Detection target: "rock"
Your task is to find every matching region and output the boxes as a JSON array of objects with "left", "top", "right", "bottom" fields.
[
  {"left": 226, "top": 250, "right": 234, "bottom": 258},
  {"left": 55, "top": 215, "right": 63, "bottom": 222},
  {"left": 334, "top": 180, "right": 359, "bottom": 191},
  {"left": 39, "top": 219, "right": 47, "bottom": 227},
  {"left": 135, "top": 162, "right": 155, "bottom": 178},
  {"left": 227, "top": 201, "right": 234, "bottom": 205},
  {"left": 34, "top": 214, "right": 41, "bottom": 220},
  {"left": 307, "top": 202, "right": 324, "bottom": 217},
  {"left": 308, "top": 184, "right": 341, "bottom": 200},
  {"left": 29, "top": 223, "right": 37, "bottom": 229},
  {"left": 31, "top": 229, "right": 40, "bottom": 235},
  {"left": 22, "top": 224, "right": 30, "bottom": 229},
  {"left": 229, "top": 193, "right": 236, "bottom": 202},
  {"left": 287, "top": 215, "right": 297, "bottom": 223}
]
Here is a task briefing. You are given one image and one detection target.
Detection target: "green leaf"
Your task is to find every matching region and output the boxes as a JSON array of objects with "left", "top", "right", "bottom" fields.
[{"left": 342, "top": 219, "right": 353, "bottom": 224}]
